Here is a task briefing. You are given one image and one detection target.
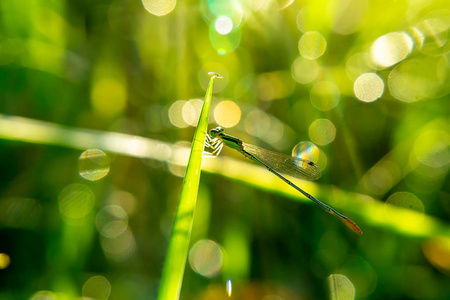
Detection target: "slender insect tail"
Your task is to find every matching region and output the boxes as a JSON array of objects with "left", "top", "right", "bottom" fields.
[{"left": 329, "top": 210, "right": 363, "bottom": 235}]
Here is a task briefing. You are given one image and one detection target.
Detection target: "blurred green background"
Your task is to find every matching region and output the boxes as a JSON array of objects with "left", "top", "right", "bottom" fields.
[{"left": 0, "top": 0, "right": 449, "bottom": 299}]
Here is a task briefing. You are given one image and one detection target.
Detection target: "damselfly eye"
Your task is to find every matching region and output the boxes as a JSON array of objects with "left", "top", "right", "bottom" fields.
[{"left": 210, "top": 126, "right": 223, "bottom": 137}]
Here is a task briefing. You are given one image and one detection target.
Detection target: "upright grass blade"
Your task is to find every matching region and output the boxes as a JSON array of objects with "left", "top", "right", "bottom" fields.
[{"left": 157, "top": 72, "right": 220, "bottom": 300}]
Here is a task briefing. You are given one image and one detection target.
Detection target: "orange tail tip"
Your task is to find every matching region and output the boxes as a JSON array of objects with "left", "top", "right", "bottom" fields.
[{"left": 342, "top": 218, "right": 363, "bottom": 235}]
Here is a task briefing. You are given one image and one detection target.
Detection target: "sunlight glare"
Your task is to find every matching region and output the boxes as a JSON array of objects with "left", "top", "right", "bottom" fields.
[
  {"left": 371, "top": 32, "right": 413, "bottom": 67},
  {"left": 215, "top": 16, "right": 233, "bottom": 35}
]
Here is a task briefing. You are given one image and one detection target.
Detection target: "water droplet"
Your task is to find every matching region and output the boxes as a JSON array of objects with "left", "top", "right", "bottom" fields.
[{"left": 292, "top": 141, "right": 319, "bottom": 163}]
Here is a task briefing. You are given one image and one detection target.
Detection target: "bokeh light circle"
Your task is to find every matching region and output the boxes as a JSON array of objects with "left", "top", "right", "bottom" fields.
[
  {"left": 291, "top": 56, "right": 320, "bottom": 84},
  {"left": 209, "top": 24, "right": 241, "bottom": 55},
  {"left": 82, "top": 275, "right": 112, "bottom": 300},
  {"left": 299, "top": 31, "right": 327, "bottom": 60},
  {"left": 142, "top": 0, "right": 176, "bottom": 16},
  {"left": 182, "top": 99, "right": 203, "bottom": 126},
  {"left": 353, "top": 73, "right": 385, "bottom": 102},
  {"left": 96, "top": 205, "right": 129, "bottom": 238},
  {"left": 310, "top": 81, "right": 340, "bottom": 111},
  {"left": 100, "top": 228, "right": 136, "bottom": 262},
  {"left": 91, "top": 78, "right": 127, "bottom": 118},
  {"left": 78, "top": 149, "right": 110, "bottom": 181},
  {"left": 58, "top": 184, "right": 95, "bottom": 222},
  {"left": 385, "top": 192, "right": 424, "bottom": 214},
  {"left": 371, "top": 32, "right": 413, "bottom": 67},
  {"left": 309, "top": 119, "right": 336, "bottom": 146},
  {"left": 0, "top": 253, "right": 10, "bottom": 269},
  {"left": 189, "top": 239, "right": 223, "bottom": 278},
  {"left": 169, "top": 100, "right": 189, "bottom": 128},
  {"left": 388, "top": 58, "right": 445, "bottom": 102},
  {"left": 214, "top": 100, "right": 241, "bottom": 128}
]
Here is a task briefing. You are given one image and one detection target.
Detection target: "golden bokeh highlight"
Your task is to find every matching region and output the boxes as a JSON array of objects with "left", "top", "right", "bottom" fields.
[
  {"left": 353, "top": 73, "right": 384, "bottom": 102},
  {"left": 78, "top": 149, "right": 110, "bottom": 181},
  {"left": 328, "top": 274, "right": 355, "bottom": 300},
  {"left": 0, "top": 253, "right": 10, "bottom": 269},
  {"left": 182, "top": 99, "right": 203, "bottom": 126},
  {"left": 291, "top": 56, "right": 320, "bottom": 84},
  {"left": 58, "top": 184, "right": 95, "bottom": 224},
  {"left": 91, "top": 78, "right": 127, "bottom": 118},
  {"left": 82, "top": 275, "right": 112, "bottom": 300},
  {"left": 371, "top": 32, "right": 413, "bottom": 67},
  {"left": 142, "top": 0, "right": 176, "bottom": 16},
  {"left": 298, "top": 31, "right": 327, "bottom": 60},
  {"left": 214, "top": 100, "right": 241, "bottom": 128},
  {"left": 310, "top": 81, "right": 340, "bottom": 111},
  {"left": 309, "top": 119, "right": 336, "bottom": 146},
  {"left": 256, "top": 71, "right": 294, "bottom": 101},
  {"left": 189, "top": 239, "right": 223, "bottom": 278},
  {"left": 168, "top": 100, "right": 189, "bottom": 128},
  {"left": 422, "top": 237, "right": 450, "bottom": 275}
]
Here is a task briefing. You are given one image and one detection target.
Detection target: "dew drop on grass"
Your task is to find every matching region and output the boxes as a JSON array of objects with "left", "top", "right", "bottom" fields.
[{"left": 292, "top": 141, "right": 319, "bottom": 163}]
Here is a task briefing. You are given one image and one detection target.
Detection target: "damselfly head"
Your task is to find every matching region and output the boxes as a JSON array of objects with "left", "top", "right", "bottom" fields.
[{"left": 210, "top": 126, "right": 224, "bottom": 138}]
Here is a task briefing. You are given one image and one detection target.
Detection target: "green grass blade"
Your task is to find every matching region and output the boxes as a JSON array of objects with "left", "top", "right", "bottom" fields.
[{"left": 157, "top": 73, "right": 220, "bottom": 300}]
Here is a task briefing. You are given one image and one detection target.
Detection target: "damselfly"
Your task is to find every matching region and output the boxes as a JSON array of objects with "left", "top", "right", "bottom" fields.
[{"left": 205, "top": 126, "right": 362, "bottom": 235}]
